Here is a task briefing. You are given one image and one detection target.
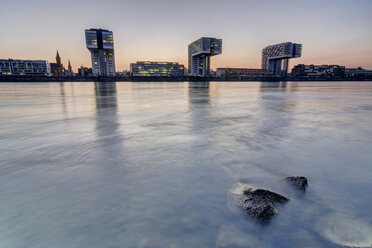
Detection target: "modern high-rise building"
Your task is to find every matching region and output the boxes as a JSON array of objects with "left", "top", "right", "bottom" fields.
[
  {"left": 262, "top": 42, "right": 302, "bottom": 76},
  {"left": 85, "top": 28, "right": 116, "bottom": 77},
  {"left": 131, "top": 61, "right": 185, "bottom": 77},
  {"left": 188, "top": 37, "right": 222, "bottom": 77}
]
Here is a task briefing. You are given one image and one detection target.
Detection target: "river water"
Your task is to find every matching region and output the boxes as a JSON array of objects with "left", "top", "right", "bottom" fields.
[{"left": 0, "top": 81, "right": 372, "bottom": 248}]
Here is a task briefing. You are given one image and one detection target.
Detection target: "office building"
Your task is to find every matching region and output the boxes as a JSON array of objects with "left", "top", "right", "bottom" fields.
[
  {"left": 216, "top": 68, "right": 274, "bottom": 77},
  {"left": 262, "top": 42, "right": 302, "bottom": 76},
  {"left": 85, "top": 28, "right": 116, "bottom": 76},
  {"left": 0, "top": 59, "right": 50, "bottom": 76},
  {"left": 345, "top": 67, "right": 372, "bottom": 78},
  {"left": 188, "top": 37, "right": 222, "bottom": 77},
  {"left": 131, "top": 61, "right": 185, "bottom": 77},
  {"left": 291, "top": 64, "right": 345, "bottom": 77},
  {"left": 0, "top": 60, "right": 12, "bottom": 75}
]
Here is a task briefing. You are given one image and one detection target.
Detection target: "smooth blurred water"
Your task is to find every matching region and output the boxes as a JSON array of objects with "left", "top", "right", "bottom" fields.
[{"left": 0, "top": 81, "right": 372, "bottom": 248}]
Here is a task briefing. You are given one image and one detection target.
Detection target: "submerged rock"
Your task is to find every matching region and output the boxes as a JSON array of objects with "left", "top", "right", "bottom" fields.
[
  {"left": 315, "top": 213, "right": 372, "bottom": 247},
  {"left": 239, "top": 188, "right": 289, "bottom": 221},
  {"left": 286, "top": 176, "right": 308, "bottom": 191}
]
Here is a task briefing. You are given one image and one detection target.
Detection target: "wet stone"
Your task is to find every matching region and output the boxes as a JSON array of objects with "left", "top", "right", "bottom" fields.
[
  {"left": 239, "top": 188, "right": 289, "bottom": 221},
  {"left": 286, "top": 176, "right": 308, "bottom": 191}
]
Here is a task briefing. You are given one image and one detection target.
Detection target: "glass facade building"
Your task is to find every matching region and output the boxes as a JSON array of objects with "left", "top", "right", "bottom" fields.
[
  {"left": 188, "top": 37, "right": 222, "bottom": 77},
  {"left": 291, "top": 64, "right": 346, "bottom": 77},
  {"left": 131, "top": 61, "right": 185, "bottom": 77},
  {"left": 0, "top": 59, "right": 50, "bottom": 76},
  {"left": 261, "top": 42, "right": 302, "bottom": 76},
  {"left": 85, "top": 29, "right": 116, "bottom": 77}
]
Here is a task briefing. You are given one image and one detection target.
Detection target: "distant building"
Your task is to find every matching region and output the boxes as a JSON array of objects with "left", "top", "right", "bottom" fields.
[
  {"left": 0, "top": 59, "right": 50, "bottom": 76},
  {"left": 50, "top": 63, "right": 59, "bottom": 76},
  {"left": 291, "top": 64, "right": 345, "bottom": 77},
  {"left": 85, "top": 28, "right": 116, "bottom": 77},
  {"left": 131, "top": 61, "right": 185, "bottom": 77},
  {"left": 78, "top": 66, "right": 92, "bottom": 77},
  {"left": 345, "top": 67, "right": 372, "bottom": 78},
  {"left": 56, "top": 51, "right": 64, "bottom": 76},
  {"left": 216, "top": 68, "right": 274, "bottom": 77},
  {"left": 0, "top": 60, "right": 12, "bottom": 75},
  {"left": 64, "top": 59, "right": 74, "bottom": 77},
  {"left": 262, "top": 42, "right": 302, "bottom": 76},
  {"left": 50, "top": 50, "right": 65, "bottom": 76},
  {"left": 117, "top": 69, "right": 128, "bottom": 77},
  {"left": 188, "top": 37, "right": 222, "bottom": 77},
  {"left": 209, "top": 70, "right": 217, "bottom": 77}
]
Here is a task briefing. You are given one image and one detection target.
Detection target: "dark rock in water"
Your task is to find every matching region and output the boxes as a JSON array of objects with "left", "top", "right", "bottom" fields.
[
  {"left": 286, "top": 176, "right": 308, "bottom": 191},
  {"left": 239, "top": 188, "right": 289, "bottom": 221}
]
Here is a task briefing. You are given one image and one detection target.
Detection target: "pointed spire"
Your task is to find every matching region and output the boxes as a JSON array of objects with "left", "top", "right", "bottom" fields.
[
  {"left": 68, "top": 59, "right": 73, "bottom": 73},
  {"left": 55, "top": 50, "right": 63, "bottom": 76}
]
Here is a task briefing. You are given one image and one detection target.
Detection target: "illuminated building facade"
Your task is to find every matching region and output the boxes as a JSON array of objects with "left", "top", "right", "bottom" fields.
[
  {"left": 262, "top": 42, "right": 302, "bottom": 76},
  {"left": 85, "top": 28, "right": 116, "bottom": 76},
  {"left": 0, "top": 60, "right": 12, "bottom": 75},
  {"left": 291, "top": 64, "right": 345, "bottom": 77},
  {"left": 0, "top": 59, "right": 50, "bottom": 76},
  {"left": 216, "top": 68, "right": 274, "bottom": 77},
  {"left": 131, "top": 61, "right": 185, "bottom": 77},
  {"left": 188, "top": 37, "right": 222, "bottom": 77}
]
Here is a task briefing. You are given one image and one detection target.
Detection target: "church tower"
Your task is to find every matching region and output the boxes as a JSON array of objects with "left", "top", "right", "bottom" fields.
[
  {"left": 67, "top": 59, "right": 73, "bottom": 76},
  {"left": 55, "top": 50, "right": 64, "bottom": 76}
]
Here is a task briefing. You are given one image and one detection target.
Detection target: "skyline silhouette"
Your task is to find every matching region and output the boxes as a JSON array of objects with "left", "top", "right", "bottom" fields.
[{"left": 1, "top": 0, "right": 371, "bottom": 71}]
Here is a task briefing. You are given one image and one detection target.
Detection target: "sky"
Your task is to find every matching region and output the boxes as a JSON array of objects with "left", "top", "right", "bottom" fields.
[{"left": 1, "top": 0, "right": 372, "bottom": 72}]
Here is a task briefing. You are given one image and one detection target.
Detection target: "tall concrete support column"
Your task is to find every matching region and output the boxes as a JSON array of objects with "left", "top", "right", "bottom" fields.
[
  {"left": 206, "top": 56, "right": 210, "bottom": 76},
  {"left": 268, "top": 59, "right": 282, "bottom": 76},
  {"left": 282, "top": 58, "right": 289, "bottom": 76}
]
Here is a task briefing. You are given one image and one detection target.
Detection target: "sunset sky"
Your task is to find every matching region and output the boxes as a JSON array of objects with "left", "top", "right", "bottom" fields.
[{"left": 1, "top": 0, "right": 372, "bottom": 72}]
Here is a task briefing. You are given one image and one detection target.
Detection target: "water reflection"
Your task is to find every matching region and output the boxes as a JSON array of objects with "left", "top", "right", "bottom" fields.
[
  {"left": 186, "top": 81, "right": 223, "bottom": 169},
  {"left": 260, "top": 81, "right": 300, "bottom": 93},
  {"left": 188, "top": 81, "right": 210, "bottom": 105},
  {"left": 257, "top": 81, "right": 296, "bottom": 145},
  {"left": 58, "top": 82, "right": 68, "bottom": 117},
  {"left": 188, "top": 81, "right": 211, "bottom": 132},
  {"left": 260, "top": 81, "right": 287, "bottom": 91},
  {"left": 94, "top": 82, "right": 124, "bottom": 164},
  {"left": 95, "top": 82, "right": 118, "bottom": 110}
]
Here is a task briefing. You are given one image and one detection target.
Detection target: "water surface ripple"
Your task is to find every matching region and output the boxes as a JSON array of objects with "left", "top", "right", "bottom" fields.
[{"left": 1, "top": 81, "right": 372, "bottom": 248}]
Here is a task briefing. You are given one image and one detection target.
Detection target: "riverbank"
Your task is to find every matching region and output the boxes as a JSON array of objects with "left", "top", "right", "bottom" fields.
[{"left": 1, "top": 75, "right": 371, "bottom": 82}]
